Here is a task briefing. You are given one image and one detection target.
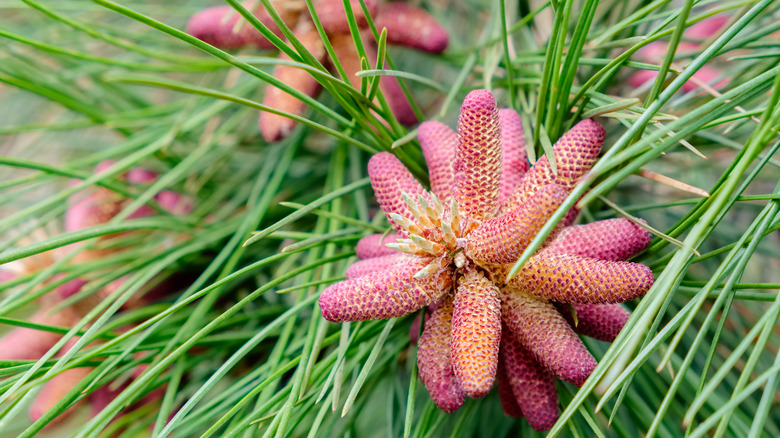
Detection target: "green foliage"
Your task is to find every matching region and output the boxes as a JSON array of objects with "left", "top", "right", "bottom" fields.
[{"left": 1, "top": 0, "right": 779, "bottom": 437}]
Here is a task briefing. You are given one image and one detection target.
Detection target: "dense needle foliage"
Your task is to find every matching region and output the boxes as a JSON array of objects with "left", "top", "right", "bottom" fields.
[{"left": 0, "top": 1, "right": 779, "bottom": 437}]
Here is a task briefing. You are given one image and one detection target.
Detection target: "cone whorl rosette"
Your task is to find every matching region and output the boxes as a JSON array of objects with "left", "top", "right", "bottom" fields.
[{"left": 318, "top": 90, "right": 655, "bottom": 424}]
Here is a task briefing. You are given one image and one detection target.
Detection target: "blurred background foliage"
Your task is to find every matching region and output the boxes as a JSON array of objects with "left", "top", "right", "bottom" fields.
[{"left": 0, "top": 0, "right": 779, "bottom": 437}]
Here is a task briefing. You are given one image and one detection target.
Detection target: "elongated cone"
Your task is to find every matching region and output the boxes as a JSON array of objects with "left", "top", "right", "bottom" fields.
[
  {"left": 506, "top": 252, "right": 654, "bottom": 304},
  {"left": 503, "top": 119, "right": 604, "bottom": 212},
  {"left": 314, "top": 0, "right": 379, "bottom": 35},
  {"left": 345, "top": 253, "right": 411, "bottom": 279},
  {"left": 496, "top": 357, "right": 524, "bottom": 418},
  {"left": 467, "top": 184, "right": 566, "bottom": 265},
  {"left": 319, "top": 257, "right": 452, "bottom": 322},
  {"left": 544, "top": 218, "right": 652, "bottom": 262},
  {"left": 497, "top": 109, "right": 529, "bottom": 207},
  {"left": 367, "top": 152, "right": 429, "bottom": 236},
  {"left": 355, "top": 233, "right": 401, "bottom": 259},
  {"left": 501, "top": 288, "right": 596, "bottom": 386},
  {"left": 559, "top": 303, "right": 631, "bottom": 343},
  {"left": 501, "top": 331, "right": 559, "bottom": 430},
  {"left": 418, "top": 121, "right": 457, "bottom": 201},
  {"left": 258, "top": 23, "right": 327, "bottom": 142},
  {"left": 186, "top": 3, "right": 285, "bottom": 50},
  {"left": 373, "top": 3, "right": 449, "bottom": 53},
  {"left": 453, "top": 90, "right": 502, "bottom": 223},
  {"left": 450, "top": 269, "right": 501, "bottom": 398},
  {"left": 630, "top": 15, "right": 729, "bottom": 93},
  {"left": 417, "top": 294, "right": 465, "bottom": 413},
  {"left": 125, "top": 167, "right": 157, "bottom": 184},
  {"left": 186, "top": 5, "right": 257, "bottom": 49},
  {"left": 329, "top": 33, "right": 417, "bottom": 125}
]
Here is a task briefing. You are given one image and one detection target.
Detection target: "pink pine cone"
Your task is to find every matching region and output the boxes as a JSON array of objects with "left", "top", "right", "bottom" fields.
[
  {"left": 503, "top": 119, "right": 604, "bottom": 212},
  {"left": 375, "top": 64, "right": 419, "bottom": 126},
  {"left": 450, "top": 269, "right": 501, "bottom": 398},
  {"left": 0, "top": 308, "right": 78, "bottom": 361},
  {"left": 156, "top": 190, "right": 194, "bottom": 216},
  {"left": 328, "top": 32, "right": 418, "bottom": 126},
  {"left": 319, "top": 256, "right": 452, "bottom": 322},
  {"left": 628, "top": 66, "right": 728, "bottom": 93},
  {"left": 374, "top": 3, "right": 449, "bottom": 53},
  {"left": 454, "top": 89, "right": 502, "bottom": 223},
  {"left": 417, "top": 294, "right": 465, "bottom": 413},
  {"left": 314, "top": 0, "right": 379, "bottom": 35},
  {"left": 497, "top": 108, "right": 529, "bottom": 206},
  {"left": 559, "top": 303, "right": 631, "bottom": 343},
  {"left": 501, "top": 289, "right": 597, "bottom": 386},
  {"left": 467, "top": 184, "right": 566, "bottom": 265},
  {"left": 185, "top": 3, "right": 282, "bottom": 50},
  {"left": 418, "top": 121, "right": 458, "bottom": 201},
  {"left": 507, "top": 252, "right": 655, "bottom": 304},
  {"left": 355, "top": 233, "right": 401, "bottom": 259},
  {"left": 501, "top": 331, "right": 559, "bottom": 430},
  {"left": 686, "top": 15, "right": 729, "bottom": 40},
  {"left": 258, "top": 24, "right": 326, "bottom": 143},
  {"left": 496, "top": 358, "right": 524, "bottom": 418},
  {"left": 367, "top": 152, "right": 430, "bottom": 236},
  {"left": 344, "top": 253, "right": 411, "bottom": 279},
  {"left": 544, "top": 218, "right": 653, "bottom": 262}
]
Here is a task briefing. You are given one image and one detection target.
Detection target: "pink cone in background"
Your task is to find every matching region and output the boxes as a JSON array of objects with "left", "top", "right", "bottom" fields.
[
  {"left": 629, "top": 15, "right": 729, "bottom": 93},
  {"left": 0, "top": 159, "right": 191, "bottom": 426},
  {"left": 186, "top": 0, "right": 450, "bottom": 142}
]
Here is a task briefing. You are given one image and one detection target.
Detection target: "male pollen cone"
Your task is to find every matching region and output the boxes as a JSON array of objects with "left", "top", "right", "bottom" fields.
[{"left": 316, "top": 89, "right": 656, "bottom": 425}]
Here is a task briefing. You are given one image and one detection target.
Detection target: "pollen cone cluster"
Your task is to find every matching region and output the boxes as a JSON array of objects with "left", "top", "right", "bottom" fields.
[
  {"left": 186, "top": 1, "right": 449, "bottom": 142},
  {"left": 318, "top": 89, "right": 655, "bottom": 429}
]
